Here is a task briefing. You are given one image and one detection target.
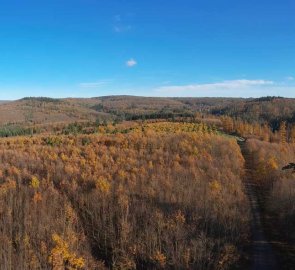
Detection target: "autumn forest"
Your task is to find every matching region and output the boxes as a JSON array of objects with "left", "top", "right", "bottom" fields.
[{"left": 0, "top": 96, "right": 294, "bottom": 270}]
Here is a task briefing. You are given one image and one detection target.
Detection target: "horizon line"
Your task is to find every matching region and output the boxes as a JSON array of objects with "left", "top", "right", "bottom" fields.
[{"left": 0, "top": 95, "right": 291, "bottom": 102}]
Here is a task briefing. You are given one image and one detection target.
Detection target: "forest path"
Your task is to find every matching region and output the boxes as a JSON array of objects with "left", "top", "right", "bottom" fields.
[{"left": 238, "top": 141, "right": 279, "bottom": 270}]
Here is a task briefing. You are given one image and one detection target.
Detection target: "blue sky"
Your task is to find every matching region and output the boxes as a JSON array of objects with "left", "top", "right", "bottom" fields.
[{"left": 0, "top": 0, "right": 294, "bottom": 99}]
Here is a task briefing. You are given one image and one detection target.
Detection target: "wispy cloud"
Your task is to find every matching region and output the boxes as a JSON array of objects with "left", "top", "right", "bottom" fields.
[
  {"left": 113, "top": 14, "right": 132, "bottom": 33},
  {"left": 286, "top": 76, "right": 294, "bottom": 81},
  {"left": 126, "top": 58, "right": 137, "bottom": 67},
  {"left": 114, "top": 25, "right": 132, "bottom": 33},
  {"left": 156, "top": 79, "right": 274, "bottom": 94},
  {"left": 79, "top": 80, "right": 111, "bottom": 88}
]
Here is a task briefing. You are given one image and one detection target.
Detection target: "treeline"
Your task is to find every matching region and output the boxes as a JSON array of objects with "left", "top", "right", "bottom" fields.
[
  {"left": 213, "top": 97, "right": 295, "bottom": 129},
  {"left": 220, "top": 116, "right": 295, "bottom": 143},
  {"left": 124, "top": 112, "right": 194, "bottom": 121},
  {"left": 21, "top": 97, "right": 61, "bottom": 103},
  {"left": 93, "top": 106, "right": 194, "bottom": 122},
  {"left": 0, "top": 125, "right": 250, "bottom": 269}
]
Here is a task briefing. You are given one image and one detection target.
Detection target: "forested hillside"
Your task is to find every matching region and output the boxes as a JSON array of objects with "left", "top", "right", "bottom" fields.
[
  {"left": 1, "top": 96, "right": 295, "bottom": 130},
  {"left": 212, "top": 97, "right": 295, "bottom": 129},
  {"left": 0, "top": 98, "right": 111, "bottom": 126},
  {"left": 0, "top": 96, "right": 295, "bottom": 269},
  {"left": 0, "top": 123, "right": 250, "bottom": 269}
]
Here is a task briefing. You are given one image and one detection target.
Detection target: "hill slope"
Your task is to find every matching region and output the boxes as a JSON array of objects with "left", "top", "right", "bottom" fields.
[
  {"left": 0, "top": 96, "right": 236, "bottom": 125},
  {"left": 211, "top": 97, "right": 295, "bottom": 127},
  {"left": 1, "top": 96, "right": 295, "bottom": 128},
  {"left": 0, "top": 97, "right": 110, "bottom": 125}
]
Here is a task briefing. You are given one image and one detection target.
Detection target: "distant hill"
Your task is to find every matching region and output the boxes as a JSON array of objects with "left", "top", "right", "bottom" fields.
[
  {"left": 211, "top": 96, "right": 295, "bottom": 128},
  {"left": 0, "top": 96, "right": 295, "bottom": 129},
  {"left": 0, "top": 96, "right": 229, "bottom": 125},
  {"left": 0, "top": 97, "right": 111, "bottom": 126},
  {"left": 87, "top": 96, "right": 249, "bottom": 119}
]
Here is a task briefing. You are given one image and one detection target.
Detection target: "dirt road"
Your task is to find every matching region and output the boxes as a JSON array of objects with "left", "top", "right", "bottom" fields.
[{"left": 238, "top": 141, "right": 279, "bottom": 270}]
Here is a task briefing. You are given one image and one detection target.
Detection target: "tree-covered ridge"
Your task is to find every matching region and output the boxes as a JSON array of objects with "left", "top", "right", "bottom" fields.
[
  {"left": 21, "top": 97, "right": 61, "bottom": 103},
  {"left": 213, "top": 97, "right": 295, "bottom": 128}
]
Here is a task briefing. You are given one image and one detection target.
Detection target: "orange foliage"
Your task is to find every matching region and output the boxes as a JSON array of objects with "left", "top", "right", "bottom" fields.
[{"left": 0, "top": 122, "right": 249, "bottom": 269}]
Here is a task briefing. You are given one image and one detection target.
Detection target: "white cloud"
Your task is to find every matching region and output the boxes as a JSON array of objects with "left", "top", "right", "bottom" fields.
[
  {"left": 126, "top": 58, "right": 137, "bottom": 67},
  {"left": 156, "top": 79, "right": 274, "bottom": 94},
  {"left": 286, "top": 76, "right": 294, "bottom": 81},
  {"left": 79, "top": 80, "right": 110, "bottom": 88}
]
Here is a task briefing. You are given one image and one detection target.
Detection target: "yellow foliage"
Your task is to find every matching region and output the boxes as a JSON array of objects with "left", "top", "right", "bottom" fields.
[
  {"left": 148, "top": 160, "right": 153, "bottom": 169},
  {"left": 80, "top": 158, "right": 86, "bottom": 167},
  {"left": 95, "top": 177, "right": 111, "bottom": 193},
  {"left": 267, "top": 156, "right": 279, "bottom": 170},
  {"left": 60, "top": 153, "right": 68, "bottom": 162},
  {"left": 65, "top": 203, "right": 77, "bottom": 223},
  {"left": 0, "top": 179, "right": 16, "bottom": 196},
  {"left": 117, "top": 170, "right": 127, "bottom": 180},
  {"left": 152, "top": 250, "right": 166, "bottom": 268},
  {"left": 31, "top": 176, "right": 40, "bottom": 189},
  {"left": 50, "top": 233, "right": 85, "bottom": 270},
  {"left": 209, "top": 180, "right": 222, "bottom": 193},
  {"left": 130, "top": 122, "right": 215, "bottom": 135},
  {"left": 23, "top": 234, "right": 30, "bottom": 247},
  {"left": 0, "top": 125, "right": 250, "bottom": 269}
]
